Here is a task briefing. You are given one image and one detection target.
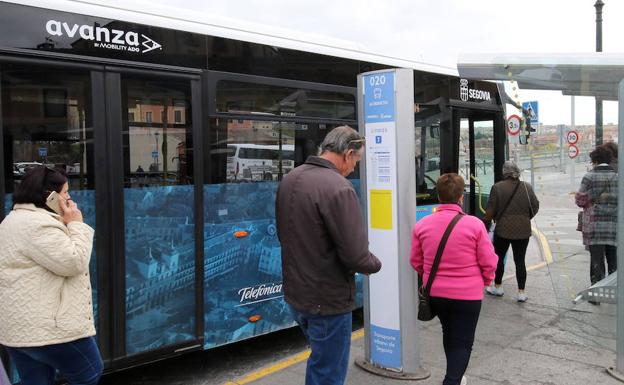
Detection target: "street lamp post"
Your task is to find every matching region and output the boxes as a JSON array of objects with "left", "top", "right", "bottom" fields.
[{"left": 595, "top": 0, "right": 604, "bottom": 146}]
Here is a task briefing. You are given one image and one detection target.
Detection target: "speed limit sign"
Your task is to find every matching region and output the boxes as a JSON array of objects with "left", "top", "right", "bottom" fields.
[
  {"left": 566, "top": 130, "right": 579, "bottom": 145},
  {"left": 568, "top": 144, "right": 579, "bottom": 159},
  {"left": 507, "top": 115, "right": 521, "bottom": 136}
]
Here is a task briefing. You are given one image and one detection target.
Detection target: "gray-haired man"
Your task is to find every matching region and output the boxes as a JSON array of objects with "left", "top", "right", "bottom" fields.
[{"left": 276, "top": 126, "right": 382, "bottom": 385}]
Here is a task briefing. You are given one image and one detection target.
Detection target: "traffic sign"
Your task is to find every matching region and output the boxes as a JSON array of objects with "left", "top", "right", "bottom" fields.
[
  {"left": 566, "top": 130, "right": 579, "bottom": 145},
  {"left": 151, "top": 151, "right": 158, "bottom": 158},
  {"left": 522, "top": 101, "right": 539, "bottom": 127},
  {"left": 38, "top": 147, "right": 47, "bottom": 157},
  {"left": 568, "top": 144, "right": 579, "bottom": 159},
  {"left": 507, "top": 114, "right": 521, "bottom": 136}
]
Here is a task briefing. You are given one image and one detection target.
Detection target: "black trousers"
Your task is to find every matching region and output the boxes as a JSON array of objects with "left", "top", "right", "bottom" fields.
[
  {"left": 589, "top": 244, "right": 617, "bottom": 285},
  {"left": 430, "top": 297, "right": 482, "bottom": 385},
  {"left": 493, "top": 235, "right": 530, "bottom": 290}
]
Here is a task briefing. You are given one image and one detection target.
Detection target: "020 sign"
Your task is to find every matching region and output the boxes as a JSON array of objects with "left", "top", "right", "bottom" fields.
[{"left": 368, "top": 74, "right": 387, "bottom": 86}]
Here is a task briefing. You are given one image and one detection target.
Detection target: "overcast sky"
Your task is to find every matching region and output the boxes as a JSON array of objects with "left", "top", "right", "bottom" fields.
[{"left": 157, "top": 0, "right": 623, "bottom": 125}]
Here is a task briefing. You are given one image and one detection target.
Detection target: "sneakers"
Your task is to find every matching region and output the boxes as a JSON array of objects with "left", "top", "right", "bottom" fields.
[
  {"left": 517, "top": 292, "right": 528, "bottom": 302},
  {"left": 486, "top": 285, "right": 504, "bottom": 297},
  {"left": 461, "top": 376, "right": 467, "bottom": 385}
]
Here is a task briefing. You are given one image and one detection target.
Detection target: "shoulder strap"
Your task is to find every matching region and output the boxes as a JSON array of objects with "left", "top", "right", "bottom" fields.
[
  {"left": 523, "top": 182, "right": 536, "bottom": 218},
  {"left": 423, "top": 213, "right": 463, "bottom": 296},
  {"left": 496, "top": 181, "right": 521, "bottom": 221}
]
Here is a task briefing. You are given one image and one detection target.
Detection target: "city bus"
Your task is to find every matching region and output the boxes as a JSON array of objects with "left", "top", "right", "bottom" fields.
[
  {"left": 225, "top": 143, "right": 295, "bottom": 181},
  {"left": 0, "top": 0, "right": 507, "bottom": 379}
]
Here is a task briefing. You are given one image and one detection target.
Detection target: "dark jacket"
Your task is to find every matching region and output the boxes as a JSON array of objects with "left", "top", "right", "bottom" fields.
[
  {"left": 484, "top": 178, "right": 539, "bottom": 239},
  {"left": 276, "top": 156, "right": 381, "bottom": 315}
]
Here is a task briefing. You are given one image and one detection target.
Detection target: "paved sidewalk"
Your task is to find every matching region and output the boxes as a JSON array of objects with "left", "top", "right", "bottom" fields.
[
  {"left": 248, "top": 274, "right": 617, "bottom": 384},
  {"left": 244, "top": 228, "right": 619, "bottom": 385},
  {"left": 235, "top": 175, "right": 621, "bottom": 385}
]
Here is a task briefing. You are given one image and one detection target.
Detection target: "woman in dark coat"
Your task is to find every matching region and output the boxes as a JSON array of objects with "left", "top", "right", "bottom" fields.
[{"left": 483, "top": 161, "right": 539, "bottom": 302}]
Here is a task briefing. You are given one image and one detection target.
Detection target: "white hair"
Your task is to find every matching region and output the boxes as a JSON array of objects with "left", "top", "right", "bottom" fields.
[
  {"left": 502, "top": 161, "right": 521, "bottom": 179},
  {"left": 318, "top": 126, "right": 364, "bottom": 155}
]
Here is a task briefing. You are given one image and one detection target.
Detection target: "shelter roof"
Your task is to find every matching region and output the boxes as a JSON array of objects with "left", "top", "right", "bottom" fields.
[{"left": 457, "top": 52, "right": 624, "bottom": 100}]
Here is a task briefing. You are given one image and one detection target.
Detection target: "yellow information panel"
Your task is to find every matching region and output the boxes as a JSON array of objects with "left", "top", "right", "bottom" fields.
[{"left": 370, "top": 189, "right": 393, "bottom": 229}]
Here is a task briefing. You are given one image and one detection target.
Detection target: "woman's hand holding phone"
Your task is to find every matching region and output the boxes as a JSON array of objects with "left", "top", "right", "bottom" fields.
[{"left": 59, "top": 198, "right": 83, "bottom": 224}]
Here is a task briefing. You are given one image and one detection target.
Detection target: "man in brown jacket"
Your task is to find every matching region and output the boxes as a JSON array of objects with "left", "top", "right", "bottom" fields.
[{"left": 276, "top": 125, "right": 382, "bottom": 385}]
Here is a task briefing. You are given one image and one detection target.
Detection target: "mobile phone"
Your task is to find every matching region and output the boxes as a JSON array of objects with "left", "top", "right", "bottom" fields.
[{"left": 45, "top": 191, "right": 63, "bottom": 215}]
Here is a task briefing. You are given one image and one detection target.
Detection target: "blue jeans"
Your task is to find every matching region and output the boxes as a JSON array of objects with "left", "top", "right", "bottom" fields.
[
  {"left": 5, "top": 337, "right": 103, "bottom": 385},
  {"left": 289, "top": 306, "right": 352, "bottom": 385}
]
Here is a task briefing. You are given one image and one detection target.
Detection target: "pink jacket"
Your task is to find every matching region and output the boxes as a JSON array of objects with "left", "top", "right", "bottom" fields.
[{"left": 410, "top": 204, "right": 498, "bottom": 300}]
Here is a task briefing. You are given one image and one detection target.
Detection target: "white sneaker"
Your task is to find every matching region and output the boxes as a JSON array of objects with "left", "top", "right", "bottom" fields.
[
  {"left": 517, "top": 292, "right": 528, "bottom": 302},
  {"left": 486, "top": 285, "right": 504, "bottom": 296},
  {"left": 461, "top": 375, "right": 467, "bottom": 385}
]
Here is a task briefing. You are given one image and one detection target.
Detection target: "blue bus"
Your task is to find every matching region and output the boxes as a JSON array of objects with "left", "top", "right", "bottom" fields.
[{"left": 0, "top": 0, "right": 507, "bottom": 380}]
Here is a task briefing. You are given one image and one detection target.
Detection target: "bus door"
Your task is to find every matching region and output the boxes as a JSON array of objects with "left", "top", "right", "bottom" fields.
[
  {"left": 104, "top": 69, "right": 205, "bottom": 363},
  {"left": 452, "top": 108, "right": 504, "bottom": 217}
]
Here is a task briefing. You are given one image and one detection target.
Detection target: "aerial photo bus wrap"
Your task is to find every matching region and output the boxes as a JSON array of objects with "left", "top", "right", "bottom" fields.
[{"left": 0, "top": 0, "right": 507, "bottom": 379}]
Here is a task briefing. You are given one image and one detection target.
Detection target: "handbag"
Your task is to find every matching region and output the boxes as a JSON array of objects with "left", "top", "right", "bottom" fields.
[
  {"left": 576, "top": 211, "right": 583, "bottom": 232},
  {"left": 575, "top": 192, "right": 590, "bottom": 232},
  {"left": 418, "top": 213, "right": 464, "bottom": 321},
  {"left": 488, "top": 222, "right": 496, "bottom": 242}
]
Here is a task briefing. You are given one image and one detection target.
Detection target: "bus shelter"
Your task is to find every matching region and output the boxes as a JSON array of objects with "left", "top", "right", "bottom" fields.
[{"left": 457, "top": 52, "right": 624, "bottom": 380}]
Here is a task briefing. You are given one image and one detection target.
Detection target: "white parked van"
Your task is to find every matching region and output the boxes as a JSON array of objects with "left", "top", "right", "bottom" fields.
[{"left": 226, "top": 144, "right": 295, "bottom": 181}]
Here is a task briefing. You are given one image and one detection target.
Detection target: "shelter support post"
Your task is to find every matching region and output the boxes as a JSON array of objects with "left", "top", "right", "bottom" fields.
[
  {"left": 616, "top": 79, "right": 624, "bottom": 375},
  {"left": 595, "top": 0, "right": 604, "bottom": 146},
  {"left": 596, "top": 99, "right": 603, "bottom": 145}
]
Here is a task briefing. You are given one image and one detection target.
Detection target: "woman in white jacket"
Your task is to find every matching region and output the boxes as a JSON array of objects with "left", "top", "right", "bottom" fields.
[{"left": 0, "top": 166, "right": 102, "bottom": 385}]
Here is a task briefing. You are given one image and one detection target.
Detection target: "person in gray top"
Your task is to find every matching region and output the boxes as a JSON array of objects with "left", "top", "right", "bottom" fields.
[
  {"left": 483, "top": 161, "right": 539, "bottom": 302},
  {"left": 276, "top": 125, "right": 381, "bottom": 385},
  {"left": 576, "top": 145, "right": 617, "bottom": 292}
]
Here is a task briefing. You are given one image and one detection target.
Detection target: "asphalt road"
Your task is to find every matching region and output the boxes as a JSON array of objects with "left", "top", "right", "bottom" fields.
[{"left": 100, "top": 311, "right": 365, "bottom": 385}]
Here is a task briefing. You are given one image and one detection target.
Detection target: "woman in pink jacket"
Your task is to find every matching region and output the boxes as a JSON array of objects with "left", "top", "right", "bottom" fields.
[{"left": 410, "top": 173, "right": 497, "bottom": 385}]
